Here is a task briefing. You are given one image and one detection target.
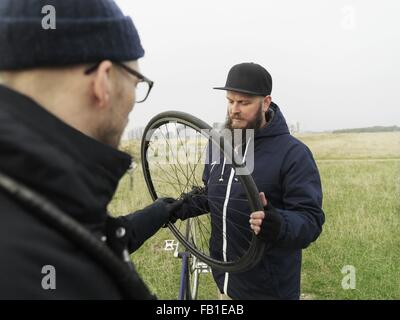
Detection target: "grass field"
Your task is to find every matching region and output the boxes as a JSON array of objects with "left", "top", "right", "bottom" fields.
[{"left": 108, "top": 131, "right": 400, "bottom": 300}]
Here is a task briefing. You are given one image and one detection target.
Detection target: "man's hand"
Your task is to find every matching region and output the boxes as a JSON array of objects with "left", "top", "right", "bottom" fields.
[
  {"left": 249, "top": 192, "right": 283, "bottom": 243},
  {"left": 162, "top": 186, "right": 208, "bottom": 224},
  {"left": 249, "top": 192, "right": 268, "bottom": 235},
  {"left": 156, "top": 197, "right": 185, "bottom": 226}
]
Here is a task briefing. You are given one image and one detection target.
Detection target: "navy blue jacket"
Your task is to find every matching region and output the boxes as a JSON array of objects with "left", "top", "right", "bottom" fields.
[{"left": 181, "top": 103, "right": 324, "bottom": 299}]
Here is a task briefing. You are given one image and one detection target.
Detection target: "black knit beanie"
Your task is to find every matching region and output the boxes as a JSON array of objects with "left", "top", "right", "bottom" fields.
[{"left": 0, "top": 0, "right": 145, "bottom": 70}]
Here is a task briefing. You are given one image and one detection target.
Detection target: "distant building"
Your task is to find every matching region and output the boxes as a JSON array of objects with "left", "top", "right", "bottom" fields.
[{"left": 287, "top": 121, "right": 301, "bottom": 134}]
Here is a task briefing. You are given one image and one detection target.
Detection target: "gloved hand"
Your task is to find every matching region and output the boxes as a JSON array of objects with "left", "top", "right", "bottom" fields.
[
  {"left": 157, "top": 186, "right": 208, "bottom": 227},
  {"left": 156, "top": 197, "right": 185, "bottom": 226},
  {"left": 249, "top": 192, "right": 283, "bottom": 243}
]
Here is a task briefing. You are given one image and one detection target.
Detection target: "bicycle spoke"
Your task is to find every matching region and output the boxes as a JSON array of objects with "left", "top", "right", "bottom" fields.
[
  {"left": 183, "top": 200, "right": 251, "bottom": 256},
  {"left": 159, "top": 124, "right": 192, "bottom": 187}
]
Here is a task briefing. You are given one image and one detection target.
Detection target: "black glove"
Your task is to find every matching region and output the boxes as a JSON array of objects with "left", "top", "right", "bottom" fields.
[
  {"left": 156, "top": 197, "right": 185, "bottom": 227},
  {"left": 160, "top": 186, "right": 208, "bottom": 224},
  {"left": 258, "top": 202, "right": 284, "bottom": 243}
]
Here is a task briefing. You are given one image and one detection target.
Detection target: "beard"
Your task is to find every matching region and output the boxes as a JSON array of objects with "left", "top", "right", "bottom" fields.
[
  {"left": 224, "top": 103, "right": 264, "bottom": 131},
  {"left": 96, "top": 107, "right": 126, "bottom": 149},
  {"left": 223, "top": 103, "right": 265, "bottom": 148},
  {"left": 96, "top": 94, "right": 131, "bottom": 148}
]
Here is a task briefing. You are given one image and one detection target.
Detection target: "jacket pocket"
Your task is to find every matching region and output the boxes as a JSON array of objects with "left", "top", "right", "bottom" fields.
[{"left": 260, "top": 257, "right": 280, "bottom": 298}]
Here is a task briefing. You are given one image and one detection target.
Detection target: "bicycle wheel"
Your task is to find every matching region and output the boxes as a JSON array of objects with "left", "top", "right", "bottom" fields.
[{"left": 141, "top": 111, "right": 265, "bottom": 272}]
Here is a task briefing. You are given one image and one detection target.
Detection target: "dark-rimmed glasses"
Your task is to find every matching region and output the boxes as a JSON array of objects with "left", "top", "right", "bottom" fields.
[{"left": 84, "top": 62, "right": 154, "bottom": 103}]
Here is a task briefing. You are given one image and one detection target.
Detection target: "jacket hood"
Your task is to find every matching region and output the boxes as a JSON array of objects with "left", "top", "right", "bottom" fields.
[
  {"left": 0, "top": 85, "right": 131, "bottom": 224},
  {"left": 255, "top": 102, "right": 290, "bottom": 139}
]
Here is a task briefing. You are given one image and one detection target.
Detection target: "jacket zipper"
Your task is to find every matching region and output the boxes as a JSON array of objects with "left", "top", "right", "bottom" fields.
[{"left": 222, "top": 168, "right": 235, "bottom": 295}]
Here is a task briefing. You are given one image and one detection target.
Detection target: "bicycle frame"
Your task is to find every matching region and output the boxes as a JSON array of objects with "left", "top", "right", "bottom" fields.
[
  {"left": 175, "top": 219, "right": 210, "bottom": 300},
  {"left": 178, "top": 251, "right": 191, "bottom": 300},
  {"left": 166, "top": 219, "right": 209, "bottom": 300},
  {"left": 176, "top": 219, "right": 194, "bottom": 300}
]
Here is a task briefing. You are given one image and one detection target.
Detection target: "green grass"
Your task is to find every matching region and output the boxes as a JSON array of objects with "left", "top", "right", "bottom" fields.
[
  {"left": 296, "top": 132, "right": 400, "bottom": 160},
  {"left": 108, "top": 132, "right": 400, "bottom": 300},
  {"left": 302, "top": 159, "right": 399, "bottom": 299}
]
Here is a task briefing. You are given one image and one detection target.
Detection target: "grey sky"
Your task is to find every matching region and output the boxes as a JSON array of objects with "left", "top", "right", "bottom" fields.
[{"left": 116, "top": 0, "right": 400, "bottom": 132}]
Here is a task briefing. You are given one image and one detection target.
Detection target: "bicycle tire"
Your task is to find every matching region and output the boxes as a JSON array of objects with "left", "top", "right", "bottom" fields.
[{"left": 141, "top": 111, "right": 265, "bottom": 272}]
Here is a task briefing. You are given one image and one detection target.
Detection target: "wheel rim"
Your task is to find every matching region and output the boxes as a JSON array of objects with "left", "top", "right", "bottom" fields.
[{"left": 141, "top": 111, "right": 265, "bottom": 272}]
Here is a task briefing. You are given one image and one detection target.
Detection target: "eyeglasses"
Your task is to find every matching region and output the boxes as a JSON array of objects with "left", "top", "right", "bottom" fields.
[{"left": 84, "top": 62, "right": 154, "bottom": 103}]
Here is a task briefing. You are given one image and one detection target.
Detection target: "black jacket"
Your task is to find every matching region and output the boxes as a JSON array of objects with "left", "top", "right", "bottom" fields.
[{"left": 0, "top": 85, "right": 168, "bottom": 299}]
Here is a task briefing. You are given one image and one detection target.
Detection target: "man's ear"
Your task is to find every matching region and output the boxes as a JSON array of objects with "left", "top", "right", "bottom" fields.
[
  {"left": 263, "top": 95, "right": 272, "bottom": 112},
  {"left": 92, "top": 60, "right": 113, "bottom": 110}
]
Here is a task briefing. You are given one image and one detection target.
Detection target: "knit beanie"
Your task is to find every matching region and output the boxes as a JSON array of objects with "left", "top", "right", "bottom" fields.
[{"left": 0, "top": 0, "right": 144, "bottom": 70}]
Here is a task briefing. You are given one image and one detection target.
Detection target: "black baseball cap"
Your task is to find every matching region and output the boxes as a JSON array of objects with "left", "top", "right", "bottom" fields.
[{"left": 214, "top": 62, "right": 272, "bottom": 96}]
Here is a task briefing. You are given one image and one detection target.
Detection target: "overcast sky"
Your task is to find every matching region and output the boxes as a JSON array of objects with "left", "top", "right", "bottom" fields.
[{"left": 116, "top": 0, "right": 400, "bottom": 132}]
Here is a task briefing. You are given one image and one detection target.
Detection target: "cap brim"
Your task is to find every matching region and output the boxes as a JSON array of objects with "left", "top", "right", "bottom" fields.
[{"left": 213, "top": 86, "right": 265, "bottom": 96}]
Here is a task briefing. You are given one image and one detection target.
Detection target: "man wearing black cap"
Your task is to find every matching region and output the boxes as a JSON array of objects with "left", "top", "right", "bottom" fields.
[
  {"left": 0, "top": 0, "right": 179, "bottom": 299},
  {"left": 175, "top": 63, "right": 325, "bottom": 299},
  {"left": 215, "top": 63, "right": 274, "bottom": 133}
]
